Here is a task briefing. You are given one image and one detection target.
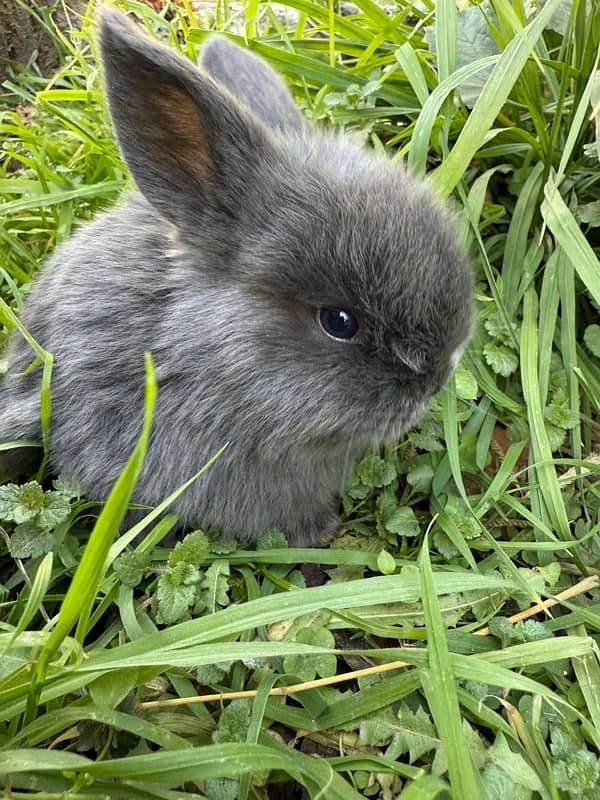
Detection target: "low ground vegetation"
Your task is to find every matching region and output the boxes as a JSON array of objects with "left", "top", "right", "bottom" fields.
[{"left": 0, "top": 1, "right": 599, "bottom": 798}]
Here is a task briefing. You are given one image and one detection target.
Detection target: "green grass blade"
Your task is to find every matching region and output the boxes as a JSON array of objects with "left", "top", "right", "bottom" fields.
[
  {"left": 541, "top": 178, "right": 600, "bottom": 308},
  {"left": 419, "top": 537, "right": 487, "bottom": 798},
  {"left": 435, "top": 0, "right": 456, "bottom": 82},
  {"left": 1, "top": 553, "right": 53, "bottom": 653},
  {"left": 432, "top": 0, "right": 564, "bottom": 197},
  {"left": 0, "top": 744, "right": 363, "bottom": 799},
  {"left": 520, "top": 288, "right": 572, "bottom": 541},
  {"left": 408, "top": 55, "right": 500, "bottom": 177},
  {"left": 32, "top": 354, "right": 157, "bottom": 690},
  {"left": 501, "top": 162, "right": 544, "bottom": 317}
]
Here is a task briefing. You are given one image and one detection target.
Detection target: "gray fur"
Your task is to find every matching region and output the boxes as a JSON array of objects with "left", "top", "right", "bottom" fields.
[
  {"left": 199, "top": 35, "right": 304, "bottom": 132},
  {"left": 0, "top": 7, "right": 473, "bottom": 545}
]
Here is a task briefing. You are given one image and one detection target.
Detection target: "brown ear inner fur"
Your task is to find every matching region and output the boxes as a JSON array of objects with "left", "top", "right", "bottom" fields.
[{"left": 153, "top": 83, "right": 213, "bottom": 176}]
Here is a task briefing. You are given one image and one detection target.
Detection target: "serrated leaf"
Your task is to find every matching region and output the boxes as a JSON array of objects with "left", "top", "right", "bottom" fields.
[
  {"left": 584, "top": 324, "right": 600, "bottom": 357},
  {"left": 512, "top": 619, "right": 552, "bottom": 643},
  {"left": 512, "top": 568, "right": 545, "bottom": 610},
  {"left": 406, "top": 463, "right": 434, "bottom": 494},
  {"left": 489, "top": 616, "right": 519, "bottom": 647},
  {"left": 0, "top": 482, "right": 42, "bottom": 524},
  {"left": 212, "top": 699, "right": 251, "bottom": 744},
  {"left": 208, "top": 534, "right": 238, "bottom": 555},
  {"left": 487, "top": 732, "right": 543, "bottom": 794},
  {"left": 484, "top": 310, "right": 518, "bottom": 347},
  {"left": 483, "top": 342, "right": 519, "bottom": 377},
  {"left": 197, "top": 560, "right": 230, "bottom": 615},
  {"left": 544, "top": 392, "right": 579, "bottom": 430},
  {"left": 463, "top": 680, "right": 491, "bottom": 703},
  {"left": 356, "top": 454, "right": 397, "bottom": 488},
  {"left": 391, "top": 704, "right": 440, "bottom": 763},
  {"left": 36, "top": 492, "right": 72, "bottom": 530},
  {"left": 0, "top": 484, "right": 21, "bottom": 521},
  {"left": 9, "top": 521, "right": 55, "bottom": 559},
  {"left": 156, "top": 562, "right": 200, "bottom": 625},
  {"left": 445, "top": 497, "right": 480, "bottom": 540},
  {"left": 113, "top": 550, "right": 151, "bottom": 588},
  {"left": 381, "top": 503, "right": 420, "bottom": 537},
  {"left": 544, "top": 422, "right": 567, "bottom": 452},
  {"left": 0, "top": 481, "right": 71, "bottom": 531},
  {"left": 553, "top": 750, "right": 599, "bottom": 794},
  {"left": 346, "top": 480, "right": 371, "bottom": 500},
  {"left": 195, "top": 661, "right": 233, "bottom": 686},
  {"left": 14, "top": 482, "right": 47, "bottom": 523},
  {"left": 52, "top": 474, "right": 81, "bottom": 499},
  {"left": 358, "top": 707, "right": 402, "bottom": 747},
  {"left": 550, "top": 726, "right": 582, "bottom": 760},
  {"left": 433, "top": 530, "right": 459, "bottom": 560},
  {"left": 445, "top": 494, "right": 481, "bottom": 539},
  {"left": 283, "top": 626, "right": 337, "bottom": 682},
  {"left": 204, "top": 778, "right": 238, "bottom": 800},
  {"left": 256, "top": 529, "right": 288, "bottom": 549},
  {"left": 156, "top": 582, "right": 196, "bottom": 624},
  {"left": 409, "top": 417, "right": 445, "bottom": 452},
  {"left": 482, "top": 762, "right": 533, "bottom": 800},
  {"left": 430, "top": 718, "right": 488, "bottom": 777},
  {"left": 168, "top": 529, "right": 209, "bottom": 568}
]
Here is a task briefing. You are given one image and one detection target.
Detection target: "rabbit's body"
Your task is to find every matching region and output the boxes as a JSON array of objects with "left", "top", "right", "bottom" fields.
[
  {"left": 2, "top": 195, "right": 371, "bottom": 542},
  {"left": 0, "top": 9, "right": 473, "bottom": 545}
]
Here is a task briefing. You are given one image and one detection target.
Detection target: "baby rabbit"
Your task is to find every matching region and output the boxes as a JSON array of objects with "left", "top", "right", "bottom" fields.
[{"left": 0, "top": 7, "right": 473, "bottom": 545}]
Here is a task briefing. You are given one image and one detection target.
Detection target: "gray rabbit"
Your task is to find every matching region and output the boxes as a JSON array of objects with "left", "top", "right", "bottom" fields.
[{"left": 0, "top": 8, "right": 473, "bottom": 545}]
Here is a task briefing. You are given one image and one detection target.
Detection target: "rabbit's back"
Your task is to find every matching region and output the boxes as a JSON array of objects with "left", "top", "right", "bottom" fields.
[{"left": 2, "top": 200, "right": 170, "bottom": 483}]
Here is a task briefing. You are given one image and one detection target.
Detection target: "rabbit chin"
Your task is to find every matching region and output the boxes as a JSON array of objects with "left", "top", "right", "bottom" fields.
[{"left": 306, "top": 399, "right": 430, "bottom": 459}]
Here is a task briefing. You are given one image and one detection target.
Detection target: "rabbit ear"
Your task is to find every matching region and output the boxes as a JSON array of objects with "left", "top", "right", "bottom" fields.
[
  {"left": 98, "top": 8, "right": 274, "bottom": 223},
  {"left": 200, "top": 36, "right": 304, "bottom": 132}
]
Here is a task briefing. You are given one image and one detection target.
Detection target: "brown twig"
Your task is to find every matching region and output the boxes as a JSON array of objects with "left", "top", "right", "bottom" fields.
[
  {"left": 138, "top": 659, "right": 411, "bottom": 709},
  {"left": 138, "top": 574, "right": 599, "bottom": 710},
  {"left": 474, "top": 574, "right": 599, "bottom": 636}
]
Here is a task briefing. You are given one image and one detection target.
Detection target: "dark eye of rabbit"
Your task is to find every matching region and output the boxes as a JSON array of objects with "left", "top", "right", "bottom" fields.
[{"left": 317, "top": 308, "right": 359, "bottom": 340}]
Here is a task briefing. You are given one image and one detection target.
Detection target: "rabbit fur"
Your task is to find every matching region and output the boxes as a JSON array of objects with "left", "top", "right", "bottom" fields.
[{"left": 0, "top": 7, "right": 473, "bottom": 545}]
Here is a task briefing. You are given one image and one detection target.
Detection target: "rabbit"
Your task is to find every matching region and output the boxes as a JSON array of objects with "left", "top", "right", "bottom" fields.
[{"left": 0, "top": 6, "right": 473, "bottom": 546}]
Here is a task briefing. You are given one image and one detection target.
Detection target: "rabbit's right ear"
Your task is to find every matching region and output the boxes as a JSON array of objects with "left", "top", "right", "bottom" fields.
[
  {"left": 200, "top": 36, "right": 304, "bottom": 132},
  {"left": 98, "top": 8, "right": 275, "bottom": 224}
]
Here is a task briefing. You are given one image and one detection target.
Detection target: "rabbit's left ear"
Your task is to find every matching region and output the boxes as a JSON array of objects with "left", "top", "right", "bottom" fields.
[
  {"left": 99, "top": 8, "right": 276, "bottom": 223},
  {"left": 200, "top": 36, "right": 304, "bottom": 132}
]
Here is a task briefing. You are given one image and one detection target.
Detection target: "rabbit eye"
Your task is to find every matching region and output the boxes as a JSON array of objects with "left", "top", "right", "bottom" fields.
[{"left": 317, "top": 308, "right": 359, "bottom": 341}]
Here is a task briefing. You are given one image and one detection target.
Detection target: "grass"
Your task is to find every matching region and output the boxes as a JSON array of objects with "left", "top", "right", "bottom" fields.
[{"left": 0, "top": 0, "right": 599, "bottom": 797}]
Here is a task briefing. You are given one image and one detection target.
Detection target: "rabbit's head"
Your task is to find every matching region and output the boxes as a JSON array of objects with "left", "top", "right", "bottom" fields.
[{"left": 99, "top": 9, "right": 473, "bottom": 455}]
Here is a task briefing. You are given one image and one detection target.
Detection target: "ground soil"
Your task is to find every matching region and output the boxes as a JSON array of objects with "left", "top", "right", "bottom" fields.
[{"left": 0, "top": 0, "right": 86, "bottom": 81}]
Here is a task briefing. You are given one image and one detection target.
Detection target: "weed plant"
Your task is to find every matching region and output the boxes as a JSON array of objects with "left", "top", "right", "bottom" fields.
[{"left": 0, "top": 1, "right": 599, "bottom": 798}]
